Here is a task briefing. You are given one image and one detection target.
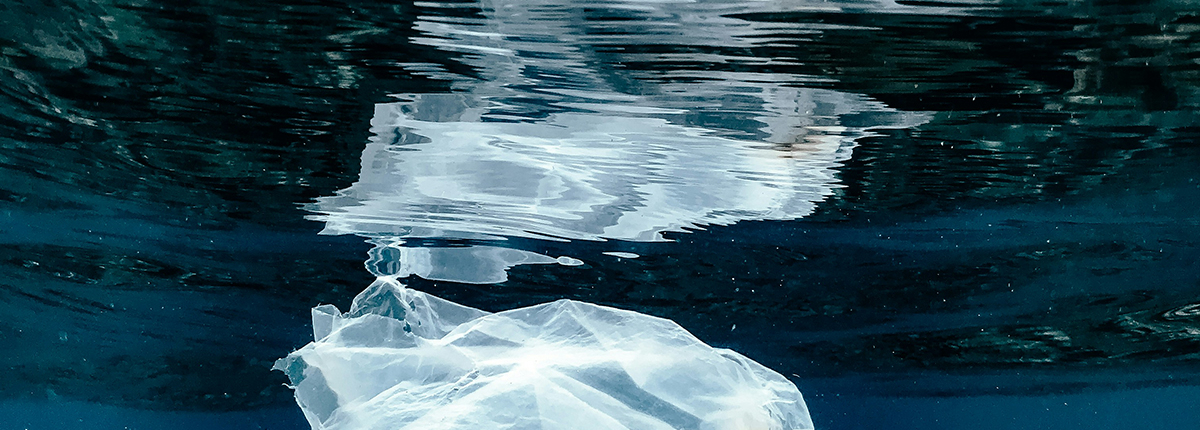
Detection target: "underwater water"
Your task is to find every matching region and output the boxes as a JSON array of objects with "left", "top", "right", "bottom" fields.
[{"left": 1, "top": 0, "right": 1198, "bottom": 428}]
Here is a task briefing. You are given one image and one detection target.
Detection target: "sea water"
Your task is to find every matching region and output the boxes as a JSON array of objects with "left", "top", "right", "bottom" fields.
[{"left": 1, "top": 0, "right": 1198, "bottom": 429}]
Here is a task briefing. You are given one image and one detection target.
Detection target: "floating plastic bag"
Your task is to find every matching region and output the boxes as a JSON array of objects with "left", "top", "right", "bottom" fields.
[{"left": 274, "top": 278, "right": 813, "bottom": 430}]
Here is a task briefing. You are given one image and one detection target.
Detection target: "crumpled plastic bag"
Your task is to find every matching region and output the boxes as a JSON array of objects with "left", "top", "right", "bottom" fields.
[{"left": 274, "top": 278, "right": 813, "bottom": 430}]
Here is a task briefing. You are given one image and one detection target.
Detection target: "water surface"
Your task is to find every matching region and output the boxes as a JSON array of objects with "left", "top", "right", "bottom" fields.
[{"left": 1, "top": 0, "right": 1198, "bottom": 428}]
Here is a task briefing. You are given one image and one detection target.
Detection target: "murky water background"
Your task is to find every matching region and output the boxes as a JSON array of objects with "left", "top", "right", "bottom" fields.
[{"left": 2, "top": 0, "right": 1198, "bottom": 428}]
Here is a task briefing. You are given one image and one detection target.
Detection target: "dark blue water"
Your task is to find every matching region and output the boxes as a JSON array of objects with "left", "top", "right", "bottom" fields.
[{"left": 2, "top": 0, "right": 1198, "bottom": 428}]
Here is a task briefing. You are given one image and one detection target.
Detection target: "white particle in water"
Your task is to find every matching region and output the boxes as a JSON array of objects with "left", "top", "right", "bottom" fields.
[{"left": 555, "top": 256, "right": 584, "bottom": 266}]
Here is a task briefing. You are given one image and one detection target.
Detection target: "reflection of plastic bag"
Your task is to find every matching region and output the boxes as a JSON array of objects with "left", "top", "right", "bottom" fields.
[{"left": 274, "top": 278, "right": 813, "bottom": 430}]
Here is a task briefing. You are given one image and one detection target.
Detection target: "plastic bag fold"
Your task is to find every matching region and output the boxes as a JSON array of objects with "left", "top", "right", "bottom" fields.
[{"left": 275, "top": 278, "right": 813, "bottom": 430}]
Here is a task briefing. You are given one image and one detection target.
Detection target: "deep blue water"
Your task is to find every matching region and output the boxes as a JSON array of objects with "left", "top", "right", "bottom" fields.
[{"left": 2, "top": 0, "right": 1199, "bottom": 429}]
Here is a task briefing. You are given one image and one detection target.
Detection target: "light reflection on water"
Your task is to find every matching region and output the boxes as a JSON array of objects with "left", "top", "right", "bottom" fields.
[
  {"left": 314, "top": 92, "right": 924, "bottom": 282},
  {"left": 309, "top": 0, "right": 929, "bottom": 283}
]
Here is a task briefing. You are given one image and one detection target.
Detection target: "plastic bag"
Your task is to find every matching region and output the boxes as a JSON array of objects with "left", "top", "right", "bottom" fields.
[{"left": 274, "top": 278, "right": 813, "bottom": 430}]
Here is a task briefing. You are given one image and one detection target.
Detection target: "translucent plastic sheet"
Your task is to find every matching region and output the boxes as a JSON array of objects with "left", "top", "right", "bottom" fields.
[{"left": 274, "top": 278, "right": 813, "bottom": 430}]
